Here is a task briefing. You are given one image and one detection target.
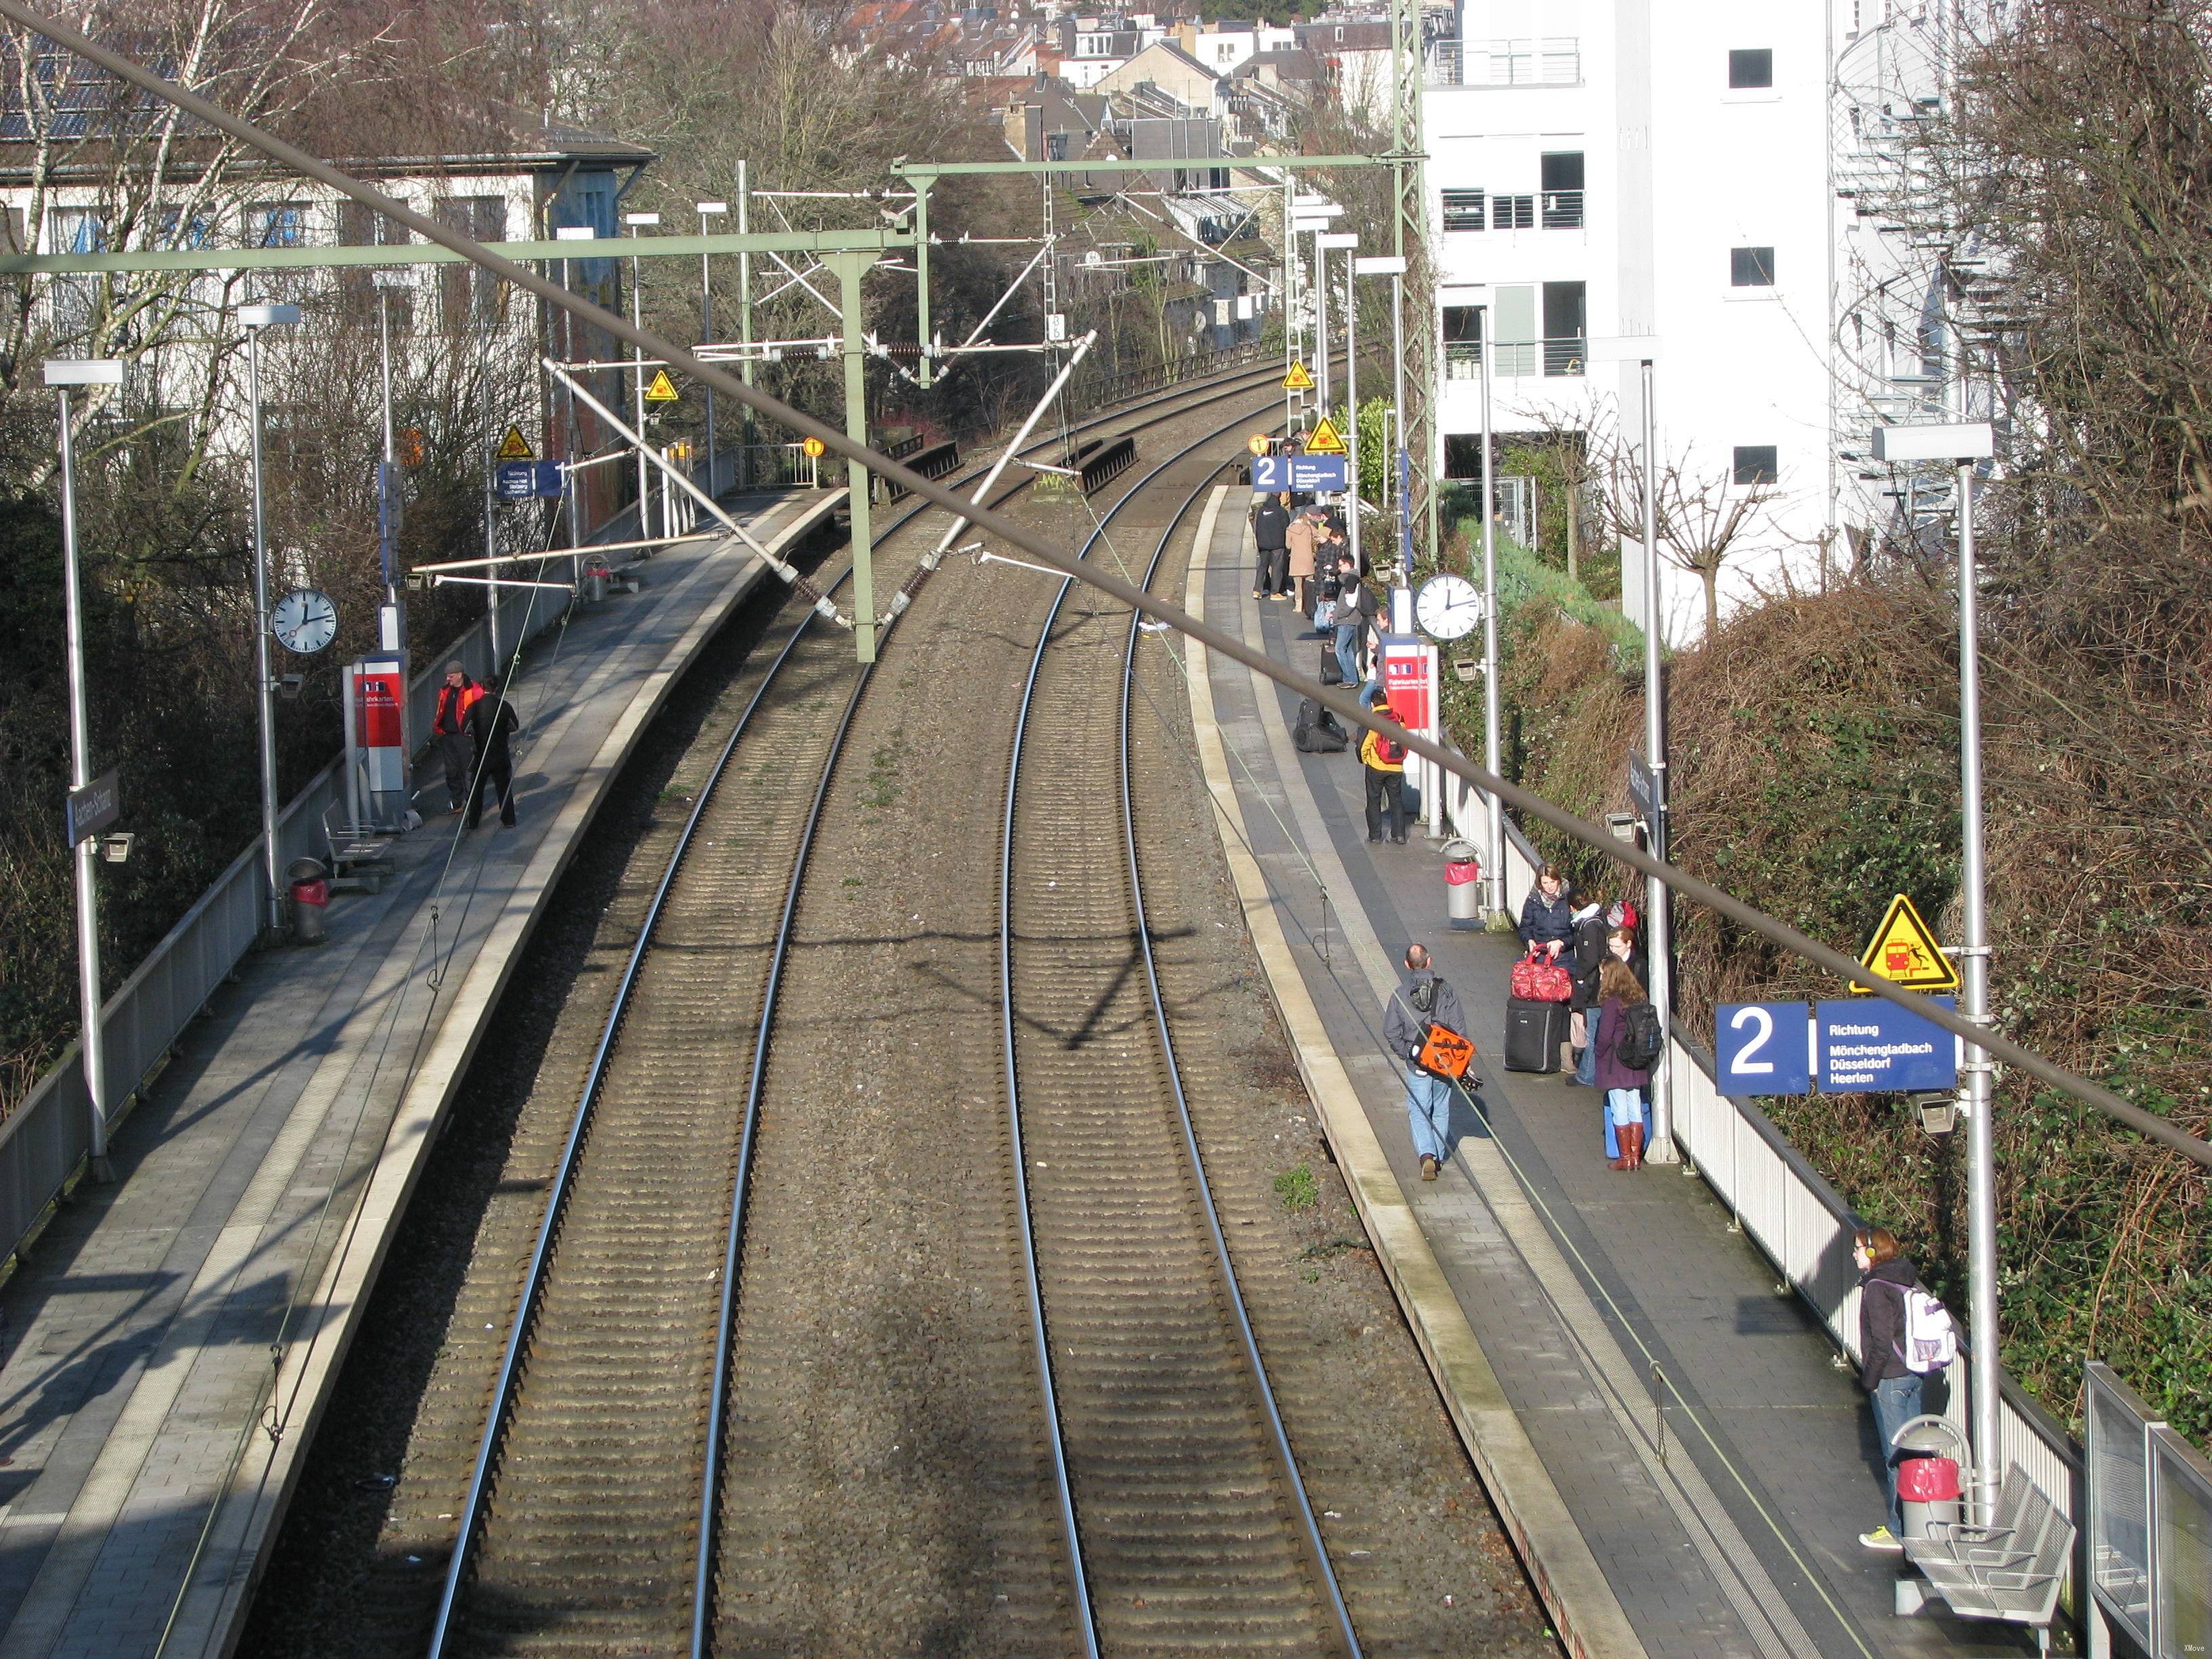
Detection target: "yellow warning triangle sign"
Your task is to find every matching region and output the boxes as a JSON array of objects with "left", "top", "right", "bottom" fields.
[
  {"left": 644, "top": 368, "right": 680, "bottom": 403},
  {"left": 1282, "top": 361, "right": 1315, "bottom": 391},
  {"left": 496, "top": 424, "right": 535, "bottom": 462},
  {"left": 1853, "top": 893, "right": 1961, "bottom": 994},
  {"left": 1305, "top": 414, "right": 1348, "bottom": 455}
]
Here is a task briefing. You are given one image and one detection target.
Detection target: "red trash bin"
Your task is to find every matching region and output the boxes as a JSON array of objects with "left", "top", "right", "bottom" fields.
[
  {"left": 1898, "top": 1454, "right": 1961, "bottom": 1539},
  {"left": 288, "top": 857, "right": 330, "bottom": 945},
  {"left": 1443, "top": 838, "right": 1483, "bottom": 930}
]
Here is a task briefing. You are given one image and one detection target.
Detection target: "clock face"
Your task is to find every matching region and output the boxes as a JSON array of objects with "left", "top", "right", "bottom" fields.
[
  {"left": 270, "top": 588, "right": 338, "bottom": 654},
  {"left": 1414, "top": 573, "right": 1483, "bottom": 641}
]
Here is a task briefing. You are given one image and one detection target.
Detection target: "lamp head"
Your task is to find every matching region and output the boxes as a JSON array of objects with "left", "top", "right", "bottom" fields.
[{"left": 43, "top": 359, "right": 124, "bottom": 387}]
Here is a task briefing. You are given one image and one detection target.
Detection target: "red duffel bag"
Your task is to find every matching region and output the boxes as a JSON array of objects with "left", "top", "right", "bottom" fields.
[{"left": 1509, "top": 947, "right": 1574, "bottom": 1003}]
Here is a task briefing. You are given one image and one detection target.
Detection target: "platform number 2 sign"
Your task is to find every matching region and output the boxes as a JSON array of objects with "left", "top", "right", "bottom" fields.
[{"left": 1715, "top": 1002, "right": 1812, "bottom": 1096}]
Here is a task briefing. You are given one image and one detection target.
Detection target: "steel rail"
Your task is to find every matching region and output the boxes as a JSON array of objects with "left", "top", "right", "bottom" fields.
[
  {"left": 1118, "top": 469, "right": 1364, "bottom": 1656},
  {"left": 425, "top": 365, "right": 1283, "bottom": 1658},
  {"left": 682, "top": 369, "right": 1280, "bottom": 1653},
  {"left": 998, "top": 402, "right": 1342, "bottom": 1656},
  {"left": 24, "top": 6, "right": 2200, "bottom": 1182},
  {"left": 422, "top": 555, "right": 853, "bottom": 1658}
]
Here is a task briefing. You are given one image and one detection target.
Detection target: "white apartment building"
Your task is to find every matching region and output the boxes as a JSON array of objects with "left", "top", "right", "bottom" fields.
[{"left": 1424, "top": 0, "right": 1836, "bottom": 640}]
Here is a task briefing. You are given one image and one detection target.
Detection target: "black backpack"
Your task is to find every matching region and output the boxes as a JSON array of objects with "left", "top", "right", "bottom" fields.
[
  {"left": 1616, "top": 1002, "right": 1665, "bottom": 1070},
  {"left": 1293, "top": 698, "right": 1348, "bottom": 752}
]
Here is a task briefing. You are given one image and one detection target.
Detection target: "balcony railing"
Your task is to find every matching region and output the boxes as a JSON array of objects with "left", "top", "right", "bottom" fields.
[
  {"left": 1425, "top": 36, "right": 1581, "bottom": 87},
  {"left": 1443, "top": 337, "right": 1587, "bottom": 378}
]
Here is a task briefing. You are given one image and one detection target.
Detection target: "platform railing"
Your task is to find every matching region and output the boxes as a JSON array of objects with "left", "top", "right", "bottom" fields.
[
  {"left": 1435, "top": 766, "right": 2087, "bottom": 1617},
  {"left": 0, "top": 584, "right": 572, "bottom": 1271}
]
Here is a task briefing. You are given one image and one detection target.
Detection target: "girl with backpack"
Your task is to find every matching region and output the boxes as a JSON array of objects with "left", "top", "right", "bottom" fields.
[
  {"left": 1593, "top": 958, "right": 1658, "bottom": 1170},
  {"left": 1853, "top": 1226, "right": 1954, "bottom": 1551}
]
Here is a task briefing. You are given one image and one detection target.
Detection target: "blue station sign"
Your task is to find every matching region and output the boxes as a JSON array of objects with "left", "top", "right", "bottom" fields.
[
  {"left": 1817, "top": 997, "right": 1958, "bottom": 1094},
  {"left": 1252, "top": 452, "right": 1349, "bottom": 493},
  {"left": 1714, "top": 996, "right": 1959, "bottom": 1095},
  {"left": 495, "top": 461, "right": 566, "bottom": 501}
]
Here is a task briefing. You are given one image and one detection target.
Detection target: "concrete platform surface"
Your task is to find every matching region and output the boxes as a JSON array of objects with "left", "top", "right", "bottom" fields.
[
  {"left": 0, "top": 489, "right": 839, "bottom": 1659},
  {"left": 1185, "top": 489, "right": 2032, "bottom": 1659}
]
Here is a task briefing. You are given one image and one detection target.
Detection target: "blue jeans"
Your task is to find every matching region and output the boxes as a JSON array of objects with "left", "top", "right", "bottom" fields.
[
  {"left": 1334, "top": 621, "right": 1361, "bottom": 691},
  {"left": 1406, "top": 1071, "right": 1451, "bottom": 1164},
  {"left": 1870, "top": 1372, "right": 1925, "bottom": 1533},
  {"left": 1606, "top": 1088, "right": 1643, "bottom": 1127},
  {"left": 1578, "top": 1006, "right": 1601, "bottom": 1086}
]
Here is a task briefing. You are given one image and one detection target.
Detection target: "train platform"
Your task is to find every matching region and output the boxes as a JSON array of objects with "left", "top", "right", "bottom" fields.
[
  {"left": 0, "top": 488, "right": 840, "bottom": 1659},
  {"left": 1181, "top": 487, "right": 2030, "bottom": 1659}
]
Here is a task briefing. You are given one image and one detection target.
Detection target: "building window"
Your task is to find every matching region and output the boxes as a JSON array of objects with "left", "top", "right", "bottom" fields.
[
  {"left": 248, "top": 201, "right": 310, "bottom": 248},
  {"left": 1731, "top": 245, "right": 1776, "bottom": 287},
  {"left": 1728, "top": 48, "right": 1774, "bottom": 88},
  {"left": 436, "top": 197, "right": 508, "bottom": 331},
  {"left": 1441, "top": 188, "right": 1486, "bottom": 232},
  {"left": 1492, "top": 193, "right": 1534, "bottom": 230},
  {"left": 1542, "top": 280, "right": 1586, "bottom": 375},
  {"left": 340, "top": 199, "right": 415, "bottom": 326},
  {"left": 1733, "top": 445, "right": 1779, "bottom": 485},
  {"left": 1539, "top": 152, "right": 1584, "bottom": 228}
]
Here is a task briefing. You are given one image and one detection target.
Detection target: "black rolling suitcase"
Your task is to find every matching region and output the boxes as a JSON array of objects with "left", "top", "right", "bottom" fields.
[
  {"left": 1319, "top": 646, "right": 1345, "bottom": 686},
  {"left": 1503, "top": 996, "right": 1570, "bottom": 1073}
]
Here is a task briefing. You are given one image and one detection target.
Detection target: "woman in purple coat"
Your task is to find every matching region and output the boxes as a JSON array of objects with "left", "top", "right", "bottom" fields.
[{"left": 1593, "top": 958, "right": 1652, "bottom": 1170}]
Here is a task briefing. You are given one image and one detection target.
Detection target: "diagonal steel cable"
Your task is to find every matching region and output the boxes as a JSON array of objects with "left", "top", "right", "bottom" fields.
[{"left": 11, "top": 0, "right": 2203, "bottom": 1170}]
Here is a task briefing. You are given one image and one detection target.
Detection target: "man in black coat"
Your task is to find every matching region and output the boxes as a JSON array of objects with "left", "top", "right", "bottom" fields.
[
  {"left": 1251, "top": 491, "right": 1292, "bottom": 599},
  {"left": 464, "top": 676, "right": 520, "bottom": 830}
]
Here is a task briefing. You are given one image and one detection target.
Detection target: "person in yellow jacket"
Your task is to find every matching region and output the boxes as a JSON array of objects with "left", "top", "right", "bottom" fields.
[{"left": 1359, "top": 688, "right": 1409, "bottom": 843}]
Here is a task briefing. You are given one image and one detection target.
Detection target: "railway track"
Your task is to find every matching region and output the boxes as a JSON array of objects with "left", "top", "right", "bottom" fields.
[
  {"left": 422, "top": 361, "right": 1285, "bottom": 1657},
  {"left": 999, "top": 436, "right": 1361, "bottom": 1656}
]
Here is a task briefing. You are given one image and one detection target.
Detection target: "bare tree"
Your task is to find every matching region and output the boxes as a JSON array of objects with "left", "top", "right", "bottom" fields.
[
  {"left": 0, "top": 0, "right": 369, "bottom": 487},
  {"left": 1561, "top": 398, "right": 1780, "bottom": 634}
]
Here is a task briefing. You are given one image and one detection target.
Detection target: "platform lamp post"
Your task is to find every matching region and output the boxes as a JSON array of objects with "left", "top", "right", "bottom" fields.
[
  {"left": 1355, "top": 253, "right": 1408, "bottom": 566},
  {"left": 624, "top": 211, "right": 660, "bottom": 539},
  {"left": 554, "top": 225, "right": 594, "bottom": 571},
  {"left": 241, "top": 303, "right": 301, "bottom": 937},
  {"left": 45, "top": 356, "right": 124, "bottom": 1181},
  {"left": 1317, "top": 230, "right": 1359, "bottom": 569},
  {"left": 1872, "top": 417, "right": 1999, "bottom": 1519},
  {"left": 695, "top": 201, "right": 726, "bottom": 495},
  {"left": 1576, "top": 336, "right": 1675, "bottom": 1157},
  {"left": 370, "top": 270, "right": 410, "bottom": 638}
]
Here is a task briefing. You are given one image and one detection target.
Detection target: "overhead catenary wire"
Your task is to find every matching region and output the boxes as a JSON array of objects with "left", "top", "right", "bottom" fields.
[{"left": 25, "top": 0, "right": 2205, "bottom": 1172}]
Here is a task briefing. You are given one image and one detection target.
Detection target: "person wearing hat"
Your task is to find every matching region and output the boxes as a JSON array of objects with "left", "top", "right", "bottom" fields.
[{"left": 432, "top": 661, "right": 484, "bottom": 813}]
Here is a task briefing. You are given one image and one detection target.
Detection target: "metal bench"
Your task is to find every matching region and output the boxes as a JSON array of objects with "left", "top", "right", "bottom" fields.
[
  {"left": 322, "top": 804, "right": 397, "bottom": 893},
  {"left": 1902, "top": 1465, "right": 2073, "bottom": 1655}
]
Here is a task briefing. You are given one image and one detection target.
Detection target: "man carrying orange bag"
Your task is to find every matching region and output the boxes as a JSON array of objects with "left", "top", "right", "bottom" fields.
[{"left": 1383, "top": 942, "right": 1472, "bottom": 1183}]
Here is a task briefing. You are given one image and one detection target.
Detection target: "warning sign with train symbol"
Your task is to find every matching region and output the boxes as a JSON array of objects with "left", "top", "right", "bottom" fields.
[{"left": 1852, "top": 893, "right": 1961, "bottom": 994}]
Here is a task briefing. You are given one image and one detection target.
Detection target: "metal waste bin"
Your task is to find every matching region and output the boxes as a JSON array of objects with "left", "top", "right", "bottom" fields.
[
  {"left": 1893, "top": 1414, "right": 1968, "bottom": 1540},
  {"left": 288, "top": 856, "right": 330, "bottom": 945},
  {"left": 1443, "top": 838, "right": 1483, "bottom": 929},
  {"left": 581, "top": 559, "right": 610, "bottom": 603}
]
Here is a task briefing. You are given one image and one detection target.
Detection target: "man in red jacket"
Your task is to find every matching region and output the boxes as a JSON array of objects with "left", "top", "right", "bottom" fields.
[{"left": 432, "top": 661, "right": 483, "bottom": 813}]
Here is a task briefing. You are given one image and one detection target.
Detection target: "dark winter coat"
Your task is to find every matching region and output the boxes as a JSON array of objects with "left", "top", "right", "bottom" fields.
[
  {"left": 1568, "top": 907, "right": 1609, "bottom": 1011},
  {"left": 1520, "top": 886, "right": 1577, "bottom": 952},
  {"left": 1857, "top": 1256, "right": 1923, "bottom": 1391},
  {"left": 465, "top": 694, "right": 519, "bottom": 769},
  {"left": 1592, "top": 994, "right": 1652, "bottom": 1092},
  {"left": 1384, "top": 970, "right": 1467, "bottom": 1065},
  {"left": 1252, "top": 500, "right": 1292, "bottom": 550}
]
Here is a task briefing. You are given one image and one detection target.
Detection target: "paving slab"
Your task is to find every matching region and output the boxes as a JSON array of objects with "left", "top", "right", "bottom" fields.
[
  {"left": 1183, "top": 489, "right": 2031, "bottom": 1659},
  {"left": 0, "top": 489, "right": 840, "bottom": 1659}
]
